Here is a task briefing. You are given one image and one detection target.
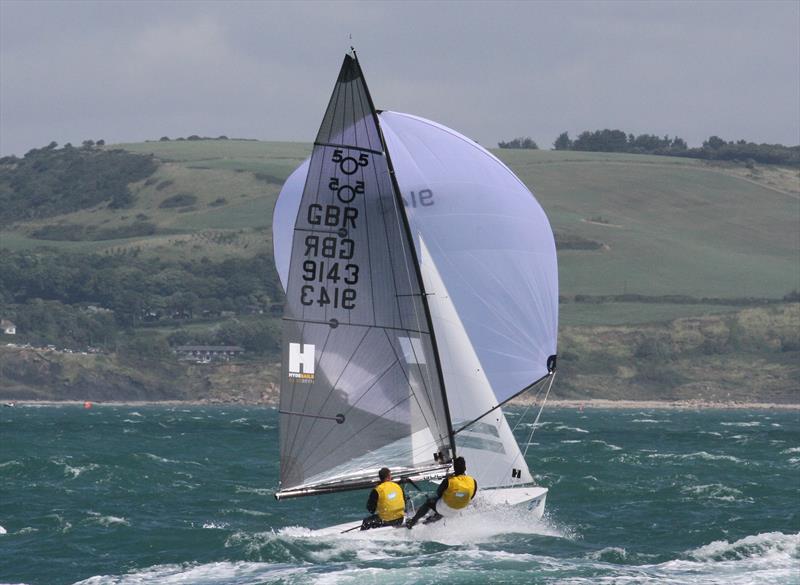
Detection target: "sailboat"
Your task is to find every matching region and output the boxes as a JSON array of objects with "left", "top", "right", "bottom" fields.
[{"left": 272, "top": 52, "right": 558, "bottom": 532}]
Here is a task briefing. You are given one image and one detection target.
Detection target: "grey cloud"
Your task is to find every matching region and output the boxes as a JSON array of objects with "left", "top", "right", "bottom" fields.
[{"left": 1, "top": 0, "right": 798, "bottom": 156}]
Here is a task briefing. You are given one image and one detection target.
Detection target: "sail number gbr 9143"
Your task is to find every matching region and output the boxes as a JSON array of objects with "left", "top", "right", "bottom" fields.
[{"left": 300, "top": 148, "right": 367, "bottom": 310}]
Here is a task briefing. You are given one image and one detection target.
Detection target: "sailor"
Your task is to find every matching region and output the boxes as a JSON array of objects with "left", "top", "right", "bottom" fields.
[
  {"left": 406, "top": 456, "right": 477, "bottom": 529},
  {"left": 361, "top": 467, "right": 406, "bottom": 530}
]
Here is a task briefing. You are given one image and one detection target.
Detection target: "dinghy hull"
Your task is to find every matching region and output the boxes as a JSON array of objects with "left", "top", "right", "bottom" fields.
[{"left": 312, "top": 485, "right": 548, "bottom": 535}]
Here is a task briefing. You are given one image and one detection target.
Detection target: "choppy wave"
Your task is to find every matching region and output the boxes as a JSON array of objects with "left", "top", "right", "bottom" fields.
[
  {"left": 86, "top": 512, "right": 130, "bottom": 527},
  {"left": 589, "top": 440, "right": 622, "bottom": 451},
  {"left": 554, "top": 425, "right": 589, "bottom": 433},
  {"left": 53, "top": 459, "right": 100, "bottom": 479},
  {"left": 3, "top": 405, "right": 797, "bottom": 585},
  {"left": 647, "top": 451, "right": 745, "bottom": 464},
  {"left": 688, "top": 531, "right": 798, "bottom": 562},
  {"left": 69, "top": 531, "right": 800, "bottom": 585},
  {"left": 680, "top": 483, "right": 749, "bottom": 502}
]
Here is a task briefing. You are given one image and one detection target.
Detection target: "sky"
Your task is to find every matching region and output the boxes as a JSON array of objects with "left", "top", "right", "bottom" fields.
[{"left": 1, "top": 0, "right": 798, "bottom": 157}]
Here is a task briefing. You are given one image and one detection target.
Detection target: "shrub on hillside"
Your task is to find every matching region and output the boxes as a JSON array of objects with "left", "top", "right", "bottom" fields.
[
  {"left": 159, "top": 193, "right": 198, "bottom": 208},
  {"left": 498, "top": 137, "right": 538, "bottom": 149}
]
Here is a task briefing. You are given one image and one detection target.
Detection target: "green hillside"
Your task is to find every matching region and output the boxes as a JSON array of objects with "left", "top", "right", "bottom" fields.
[
  {"left": 1, "top": 139, "right": 797, "bottom": 403},
  {"left": 3, "top": 140, "right": 797, "bottom": 321}
]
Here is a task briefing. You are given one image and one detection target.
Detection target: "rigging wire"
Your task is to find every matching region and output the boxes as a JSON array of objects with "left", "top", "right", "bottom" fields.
[
  {"left": 506, "top": 378, "right": 546, "bottom": 487},
  {"left": 521, "top": 372, "right": 556, "bottom": 461}
]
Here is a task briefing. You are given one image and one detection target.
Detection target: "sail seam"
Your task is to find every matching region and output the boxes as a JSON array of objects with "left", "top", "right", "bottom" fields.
[
  {"left": 314, "top": 141, "right": 383, "bottom": 156},
  {"left": 282, "top": 317, "right": 429, "bottom": 335}
]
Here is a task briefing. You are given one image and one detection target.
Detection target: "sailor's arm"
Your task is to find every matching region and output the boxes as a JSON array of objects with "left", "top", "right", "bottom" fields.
[{"left": 366, "top": 488, "right": 378, "bottom": 513}]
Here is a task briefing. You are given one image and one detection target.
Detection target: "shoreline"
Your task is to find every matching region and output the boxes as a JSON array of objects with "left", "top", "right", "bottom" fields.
[{"left": 3, "top": 398, "right": 799, "bottom": 410}]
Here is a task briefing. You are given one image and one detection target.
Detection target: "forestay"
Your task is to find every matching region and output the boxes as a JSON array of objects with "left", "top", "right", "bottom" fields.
[{"left": 277, "top": 55, "right": 452, "bottom": 498}]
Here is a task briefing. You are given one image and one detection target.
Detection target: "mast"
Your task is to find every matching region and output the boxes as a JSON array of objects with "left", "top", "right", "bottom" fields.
[{"left": 352, "top": 51, "right": 457, "bottom": 463}]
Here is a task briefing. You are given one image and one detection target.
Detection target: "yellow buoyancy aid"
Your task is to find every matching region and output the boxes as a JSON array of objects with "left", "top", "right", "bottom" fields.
[
  {"left": 375, "top": 481, "right": 405, "bottom": 522},
  {"left": 441, "top": 474, "right": 476, "bottom": 510}
]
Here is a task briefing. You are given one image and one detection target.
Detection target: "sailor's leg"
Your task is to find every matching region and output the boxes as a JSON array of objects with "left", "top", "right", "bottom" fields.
[
  {"left": 360, "top": 514, "right": 381, "bottom": 531},
  {"left": 406, "top": 497, "right": 436, "bottom": 528},
  {"left": 421, "top": 512, "right": 443, "bottom": 525}
]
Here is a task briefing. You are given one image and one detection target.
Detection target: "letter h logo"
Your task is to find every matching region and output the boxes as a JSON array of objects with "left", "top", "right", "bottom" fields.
[{"left": 289, "top": 343, "right": 315, "bottom": 375}]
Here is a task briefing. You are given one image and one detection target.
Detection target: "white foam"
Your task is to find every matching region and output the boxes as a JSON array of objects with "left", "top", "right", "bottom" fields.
[
  {"left": 141, "top": 453, "right": 201, "bottom": 466},
  {"left": 680, "top": 483, "right": 751, "bottom": 502},
  {"left": 586, "top": 546, "right": 627, "bottom": 561},
  {"left": 275, "top": 504, "right": 573, "bottom": 549},
  {"left": 720, "top": 421, "right": 761, "bottom": 427},
  {"left": 72, "top": 561, "right": 305, "bottom": 585},
  {"left": 590, "top": 440, "right": 622, "bottom": 451},
  {"left": 688, "top": 531, "right": 799, "bottom": 562},
  {"left": 558, "top": 532, "right": 800, "bottom": 585},
  {"left": 232, "top": 508, "right": 271, "bottom": 517},
  {"left": 632, "top": 419, "right": 661, "bottom": 423},
  {"left": 647, "top": 451, "right": 744, "bottom": 464},
  {"left": 59, "top": 461, "right": 100, "bottom": 479},
  {"left": 554, "top": 425, "right": 590, "bottom": 433},
  {"left": 87, "top": 511, "right": 130, "bottom": 527},
  {"left": 234, "top": 486, "right": 275, "bottom": 496}
]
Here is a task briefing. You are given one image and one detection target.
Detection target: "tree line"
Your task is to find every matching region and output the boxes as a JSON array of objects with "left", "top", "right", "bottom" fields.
[
  {"left": 0, "top": 142, "right": 158, "bottom": 225},
  {"left": 0, "top": 250, "right": 283, "bottom": 355},
  {"left": 498, "top": 130, "right": 799, "bottom": 166}
]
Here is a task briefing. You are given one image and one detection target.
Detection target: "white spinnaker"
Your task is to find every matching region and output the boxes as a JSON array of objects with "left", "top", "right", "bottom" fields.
[
  {"left": 274, "top": 111, "right": 558, "bottom": 410},
  {"left": 378, "top": 112, "right": 558, "bottom": 403},
  {"left": 419, "top": 236, "right": 533, "bottom": 487},
  {"left": 273, "top": 157, "right": 308, "bottom": 293}
]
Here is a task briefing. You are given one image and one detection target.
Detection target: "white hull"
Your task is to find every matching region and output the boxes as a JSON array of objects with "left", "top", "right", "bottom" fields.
[
  {"left": 475, "top": 486, "right": 547, "bottom": 518},
  {"left": 311, "top": 486, "right": 547, "bottom": 536}
]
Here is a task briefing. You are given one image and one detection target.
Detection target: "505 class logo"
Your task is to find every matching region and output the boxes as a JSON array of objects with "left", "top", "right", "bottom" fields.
[{"left": 288, "top": 343, "right": 315, "bottom": 382}]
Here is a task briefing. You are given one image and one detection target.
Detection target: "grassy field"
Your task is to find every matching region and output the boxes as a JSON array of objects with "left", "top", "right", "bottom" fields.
[{"left": 3, "top": 141, "right": 797, "bottom": 319}]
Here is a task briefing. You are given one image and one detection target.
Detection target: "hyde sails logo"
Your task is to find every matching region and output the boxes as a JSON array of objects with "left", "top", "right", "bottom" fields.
[{"left": 288, "top": 343, "right": 315, "bottom": 383}]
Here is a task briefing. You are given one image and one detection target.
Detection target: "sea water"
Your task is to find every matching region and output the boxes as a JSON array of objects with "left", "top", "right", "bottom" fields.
[{"left": 0, "top": 404, "right": 797, "bottom": 585}]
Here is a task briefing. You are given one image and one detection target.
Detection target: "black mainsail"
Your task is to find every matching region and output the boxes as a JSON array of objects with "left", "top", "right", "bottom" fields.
[{"left": 276, "top": 54, "right": 453, "bottom": 499}]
